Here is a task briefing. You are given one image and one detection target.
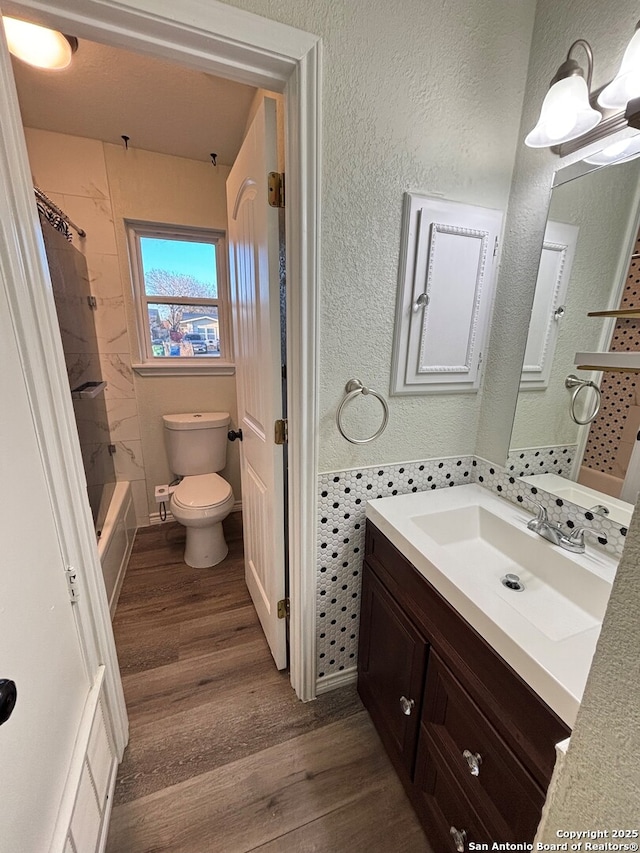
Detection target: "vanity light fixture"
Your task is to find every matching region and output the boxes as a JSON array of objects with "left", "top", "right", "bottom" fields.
[
  {"left": 525, "top": 40, "right": 602, "bottom": 148},
  {"left": 598, "top": 21, "right": 640, "bottom": 110},
  {"left": 583, "top": 133, "right": 640, "bottom": 165},
  {"left": 2, "top": 16, "right": 77, "bottom": 70}
]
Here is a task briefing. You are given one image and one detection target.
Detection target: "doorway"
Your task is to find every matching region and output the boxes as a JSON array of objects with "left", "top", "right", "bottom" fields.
[{"left": 0, "top": 0, "right": 320, "bottom": 736}]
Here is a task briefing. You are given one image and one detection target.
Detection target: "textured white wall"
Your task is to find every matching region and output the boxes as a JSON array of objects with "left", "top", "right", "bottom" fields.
[
  {"left": 220, "top": 0, "right": 536, "bottom": 471},
  {"left": 511, "top": 161, "right": 640, "bottom": 449}
]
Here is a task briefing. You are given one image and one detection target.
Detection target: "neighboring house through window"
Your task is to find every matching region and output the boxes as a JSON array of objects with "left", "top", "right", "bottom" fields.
[{"left": 127, "top": 222, "right": 232, "bottom": 371}]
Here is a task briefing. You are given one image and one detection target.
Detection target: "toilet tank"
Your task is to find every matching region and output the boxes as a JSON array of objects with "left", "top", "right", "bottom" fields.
[{"left": 163, "top": 412, "right": 231, "bottom": 475}]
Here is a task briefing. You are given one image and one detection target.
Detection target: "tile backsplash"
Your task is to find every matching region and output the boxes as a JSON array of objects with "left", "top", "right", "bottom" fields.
[{"left": 316, "top": 448, "right": 628, "bottom": 689}]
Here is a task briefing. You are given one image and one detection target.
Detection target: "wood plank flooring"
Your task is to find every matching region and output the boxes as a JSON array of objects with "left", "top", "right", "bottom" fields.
[{"left": 105, "top": 515, "right": 432, "bottom": 853}]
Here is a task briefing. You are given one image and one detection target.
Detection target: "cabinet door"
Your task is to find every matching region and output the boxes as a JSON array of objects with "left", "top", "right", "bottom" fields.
[
  {"left": 414, "top": 728, "right": 493, "bottom": 853},
  {"left": 391, "top": 193, "right": 503, "bottom": 395},
  {"left": 357, "top": 563, "right": 428, "bottom": 779}
]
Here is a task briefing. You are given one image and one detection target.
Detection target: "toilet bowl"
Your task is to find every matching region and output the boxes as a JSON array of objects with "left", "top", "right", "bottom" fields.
[
  {"left": 169, "top": 472, "right": 234, "bottom": 568},
  {"left": 162, "top": 411, "right": 235, "bottom": 569}
]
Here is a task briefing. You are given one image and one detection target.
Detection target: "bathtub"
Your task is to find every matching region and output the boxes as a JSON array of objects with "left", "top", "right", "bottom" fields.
[{"left": 97, "top": 481, "right": 137, "bottom": 617}]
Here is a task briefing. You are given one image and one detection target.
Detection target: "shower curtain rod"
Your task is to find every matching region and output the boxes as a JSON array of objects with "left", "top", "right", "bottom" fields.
[{"left": 34, "top": 186, "right": 86, "bottom": 238}]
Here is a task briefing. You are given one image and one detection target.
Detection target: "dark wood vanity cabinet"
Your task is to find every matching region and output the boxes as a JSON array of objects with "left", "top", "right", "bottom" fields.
[{"left": 358, "top": 521, "right": 570, "bottom": 851}]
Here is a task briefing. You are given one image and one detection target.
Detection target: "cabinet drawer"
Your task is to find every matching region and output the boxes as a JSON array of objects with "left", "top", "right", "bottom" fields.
[
  {"left": 414, "top": 728, "right": 493, "bottom": 852},
  {"left": 423, "top": 651, "right": 544, "bottom": 840},
  {"left": 358, "top": 563, "right": 428, "bottom": 780}
]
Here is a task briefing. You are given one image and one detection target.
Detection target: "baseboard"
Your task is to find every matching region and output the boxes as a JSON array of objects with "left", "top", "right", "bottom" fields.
[
  {"left": 316, "top": 667, "right": 357, "bottom": 695},
  {"left": 149, "top": 509, "right": 175, "bottom": 525},
  {"left": 148, "top": 500, "right": 242, "bottom": 526}
]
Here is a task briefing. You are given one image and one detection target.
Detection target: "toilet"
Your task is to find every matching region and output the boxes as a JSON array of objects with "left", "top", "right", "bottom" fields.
[{"left": 162, "top": 412, "right": 235, "bottom": 568}]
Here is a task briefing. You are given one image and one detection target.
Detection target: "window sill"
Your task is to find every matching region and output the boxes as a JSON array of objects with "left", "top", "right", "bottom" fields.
[{"left": 132, "top": 360, "right": 236, "bottom": 377}]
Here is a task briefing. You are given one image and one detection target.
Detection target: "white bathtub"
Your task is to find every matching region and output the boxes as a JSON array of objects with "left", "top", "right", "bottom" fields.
[{"left": 97, "top": 481, "right": 137, "bottom": 617}]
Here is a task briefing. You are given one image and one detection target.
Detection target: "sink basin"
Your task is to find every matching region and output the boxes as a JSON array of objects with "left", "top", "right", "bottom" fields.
[
  {"left": 366, "top": 484, "right": 617, "bottom": 726},
  {"left": 520, "top": 473, "right": 632, "bottom": 527},
  {"left": 411, "top": 503, "right": 609, "bottom": 641}
]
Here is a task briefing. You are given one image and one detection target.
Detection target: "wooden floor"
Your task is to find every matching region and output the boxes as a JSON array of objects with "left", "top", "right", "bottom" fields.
[{"left": 105, "top": 515, "right": 432, "bottom": 853}]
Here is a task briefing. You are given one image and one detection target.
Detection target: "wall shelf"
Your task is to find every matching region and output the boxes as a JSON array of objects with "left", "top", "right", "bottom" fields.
[
  {"left": 575, "top": 351, "right": 640, "bottom": 373},
  {"left": 587, "top": 308, "right": 640, "bottom": 318}
]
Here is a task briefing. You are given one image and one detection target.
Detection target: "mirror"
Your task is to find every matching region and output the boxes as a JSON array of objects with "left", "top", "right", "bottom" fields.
[{"left": 509, "top": 156, "right": 640, "bottom": 527}]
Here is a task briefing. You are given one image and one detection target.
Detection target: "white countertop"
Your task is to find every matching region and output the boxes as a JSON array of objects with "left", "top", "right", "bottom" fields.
[{"left": 366, "top": 484, "right": 618, "bottom": 727}]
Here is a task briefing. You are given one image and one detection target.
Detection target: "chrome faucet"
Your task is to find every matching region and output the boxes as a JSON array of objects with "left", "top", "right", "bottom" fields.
[{"left": 527, "top": 503, "right": 602, "bottom": 554}]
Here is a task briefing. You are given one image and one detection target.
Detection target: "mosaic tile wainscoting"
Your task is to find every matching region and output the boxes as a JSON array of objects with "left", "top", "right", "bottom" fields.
[
  {"left": 315, "top": 449, "right": 629, "bottom": 692},
  {"left": 506, "top": 445, "right": 577, "bottom": 478},
  {"left": 474, "top": 457, "right": 628, "bottom": 560},
  {"left": 316, "top": 456, "right": 475, "bottom": 691}
]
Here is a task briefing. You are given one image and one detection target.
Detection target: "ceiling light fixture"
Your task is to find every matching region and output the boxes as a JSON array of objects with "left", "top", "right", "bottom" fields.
[
  {"left": 598, "top": 21, "right": 640, "bottom": 110},
  {"left": 2, "top": 16, "right": 77, "bottom": 70},
  {"left": 525, "top": 40, "right": 602, "bottom": 148}
]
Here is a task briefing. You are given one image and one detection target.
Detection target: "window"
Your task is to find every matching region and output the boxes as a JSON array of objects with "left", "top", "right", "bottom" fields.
[{"left": 127, "top": 223, "right": 232, "bottom": 373}]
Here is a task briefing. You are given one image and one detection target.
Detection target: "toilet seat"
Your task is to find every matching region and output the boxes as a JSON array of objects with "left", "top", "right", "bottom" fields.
[{"left": 172, "top": 473, "right": 232, "bottom": 510}]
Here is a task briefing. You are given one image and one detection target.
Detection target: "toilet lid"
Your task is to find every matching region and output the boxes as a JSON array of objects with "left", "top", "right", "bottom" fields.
[{"left": 173, "top": 473, "right": 232, "bottom": 509}]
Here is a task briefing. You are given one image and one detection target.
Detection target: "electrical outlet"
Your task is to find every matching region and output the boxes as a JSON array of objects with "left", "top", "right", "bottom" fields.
[{"left": 155, "top": 484, "right": 170, "bottom": 503}]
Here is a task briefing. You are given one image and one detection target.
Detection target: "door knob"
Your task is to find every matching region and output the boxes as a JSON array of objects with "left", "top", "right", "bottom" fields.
[
  {"left": 0, "top": 679, "right": 17, "bottom": 726},
  {"left": 228, "top": 429, "right": 243, "bottom": 442}
]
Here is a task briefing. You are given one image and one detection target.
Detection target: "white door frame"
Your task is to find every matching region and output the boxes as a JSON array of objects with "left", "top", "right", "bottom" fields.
[{"left": 0, "top": 0, "right": 321, "bottom": 702}]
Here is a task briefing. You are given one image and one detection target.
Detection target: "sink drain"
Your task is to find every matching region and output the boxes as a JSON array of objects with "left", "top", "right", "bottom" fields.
[{"left": 501, "top": 573, "right": 525, "bottom": 592}]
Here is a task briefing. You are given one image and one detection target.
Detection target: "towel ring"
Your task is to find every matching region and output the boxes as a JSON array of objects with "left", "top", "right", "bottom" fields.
[
  {"left": 565, "top": 374, "right": 602, "bottom": 425},
  {"left": 336, "top": 379, "right": 389, "bottom": 444}
]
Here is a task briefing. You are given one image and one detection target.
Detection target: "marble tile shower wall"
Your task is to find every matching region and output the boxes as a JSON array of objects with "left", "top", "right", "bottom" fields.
[
  {"left": 25, "top": 130, "right": 148, "bottom": 524},
  {"left": 316, "top": 449, "right": 628, "bottom": 686}
]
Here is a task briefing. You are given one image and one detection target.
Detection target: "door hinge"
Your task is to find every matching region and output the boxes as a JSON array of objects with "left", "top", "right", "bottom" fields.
[
  {"left": 277, "top": 598, "right": 290, "bottom": 619},
  {"left": 493, "top": 236, "right": 499, "bottom": 257},
  {"left": 87, "top": 295, "right": 97, "bottom": 310},
  {"left": 274, "top": 418, "right": 288, "bottom": 445},
  {"left": 65, "top": 567, "right": 80, "bottom": 603},
  {"left": 268, "top": 171, "right": 285, "bottom": 208}
]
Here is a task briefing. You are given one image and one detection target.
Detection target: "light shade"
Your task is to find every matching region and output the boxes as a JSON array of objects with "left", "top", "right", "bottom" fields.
[
  {"left": 3, "top": 16, "right": 75, "bottom": 69},
  {"left": 525, "top": 76, "right": 602, "bottom": 148},
  {"left": 598, "top": 27, "right": 640, "bottom": 110},
  {"left": 584, "top": 133, "right": 640, "bottom": 165}
]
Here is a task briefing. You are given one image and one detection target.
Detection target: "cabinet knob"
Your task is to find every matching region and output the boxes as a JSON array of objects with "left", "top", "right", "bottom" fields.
[
  {"left": 413, "top": 292, "right": 429, "bottom": 312},
  {"left": 0, "top": 679, "right": 17, "bottom": 726},
  {"left": 399, "top": 695, "right": 415, "bottom": 716},
  {"left": 462, "top": 748, "right": 482, "bottom": 776},
  {"left": 450, "top": 825, "right": 467, "bottom": 852}
]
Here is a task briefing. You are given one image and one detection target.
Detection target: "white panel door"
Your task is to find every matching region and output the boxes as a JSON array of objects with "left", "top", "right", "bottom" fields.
[
  {"left": 227, "top": 98, "right": 287, "bottom": 670},
  {"left": 0, "top": 280, "right": 91, "bottom": 851}
]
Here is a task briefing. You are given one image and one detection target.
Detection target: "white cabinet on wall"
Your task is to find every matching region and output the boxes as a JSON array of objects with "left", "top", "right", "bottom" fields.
[{"left": 391, "top": 193, "right": 503, "bottom": 395}]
